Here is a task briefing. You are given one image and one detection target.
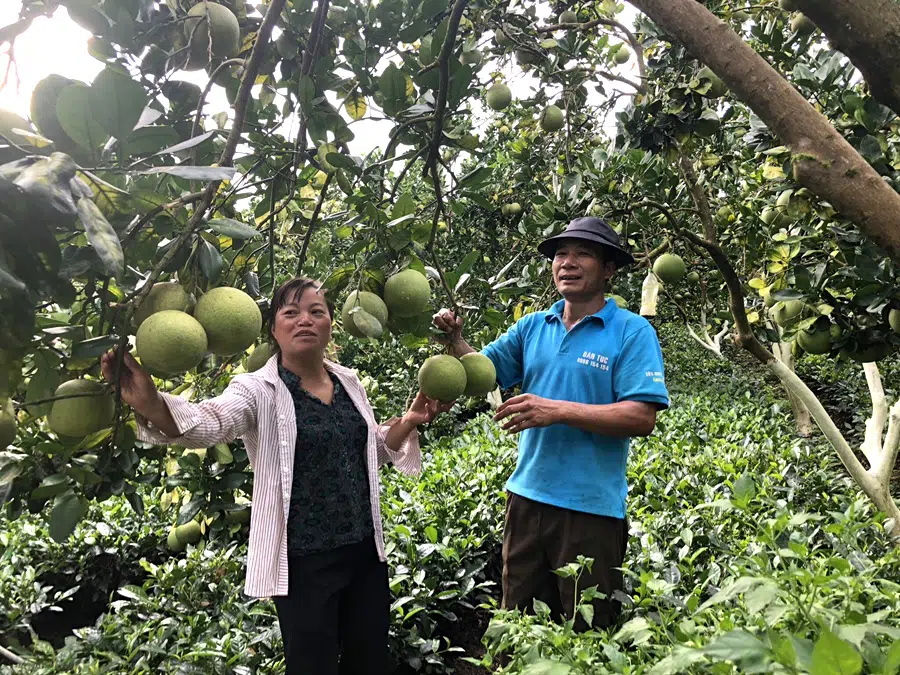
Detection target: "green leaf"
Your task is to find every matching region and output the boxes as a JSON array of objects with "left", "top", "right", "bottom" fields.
[
  {"left": 123, "top": 126, "right": 180, "bottom": 156},
  {"left": 379, "top": 64, "right": 407, "bottom": 103},
  {"left": 126, "top": 491, "right": 144, "bottom": 516},
  {"left": 392, "top": 193, "right": 417, "bottom": 220},
  {"left": 77, "top": 197, "right": 124, "bottom": 279},
  {"left": 56, "top": 83, "right": 109, "bottom": 149},
  {"left": 455, "top": 250, "right": 480, "bottom": 279},
  {"left": 325, "top": 152, "right": 359, "bottom": 173},
  {"left": 49, "top": 491, "right": 88, "bottom": 543},
  {"left": 703, "top": 630, "right": 771, "bottom": 670},
  {"left": 91, "top": 67, "right": 148, "bottom": 140},
  {"left": 71, "top": 335, "right": 120, "bottom": 360},
  {"left": 520, "top": 661, "right": 572, "bottom": 675},
  {"left": 31, "top": 473, "right": 71, "bottom": 500},
  {"left": 810, "top": 630, "right": 862, "bottom": 675},
  {"left": 424, "top": 525, "right": 438, "bottom": 543},
  {"left": 207, "top": 218, "right": 261, "bottom": 239},
  {"left": 882, "top": 640, "right": 900, "bottom": 675},
  {"left": 197, "top": 238, "right": 223, "bottom": 284},
  {"left": 151, "top": 130, "right": 216, "bottom": 157},
  {"left": 350, "top": 307, "right": 384, "bottom": 337},
  {"left": 732, "top": 472, "right": 757, "bottom": 502},
  {"left": 178, "top": 495, "right": 205, "bottom": 525},
  {"left": 138, "top": 165, "right": 236, "bottom": 181}
]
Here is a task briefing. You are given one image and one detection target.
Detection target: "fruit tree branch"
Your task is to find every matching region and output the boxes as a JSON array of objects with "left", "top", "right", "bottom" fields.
[
  {"left": 793, "top": 0, "right": 900, "bottom": 117},
  {"left": 626, "top": 0, "right": 900, "bottom": 263},
  {"left": 423, "top": 0, "right": 469, "bottom": 174},
  {"left": 126, "top": 0, "right": 286, "bottom": 325},
  {"left": 538, "top": 14, "right": 646, "bottom": 85},
  {"left": 0, "top": 18, "right": 32, "bottom": 46},
  {"left": 296, "top": 172, "right": 333, "bottom": 274},
  {"left": 862, "top": 362, "right": 888, "bottom": 468},
  {"left": 678, "top": 153, "right": 717, "bottom": 244},
  {"left": 426, "top": 160, "right": 458, "bottom": 311}
]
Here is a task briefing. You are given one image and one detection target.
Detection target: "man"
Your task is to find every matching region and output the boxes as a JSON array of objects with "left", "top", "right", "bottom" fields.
[{"left": 433, "top": 216, "right": 669, "bottom": 629}]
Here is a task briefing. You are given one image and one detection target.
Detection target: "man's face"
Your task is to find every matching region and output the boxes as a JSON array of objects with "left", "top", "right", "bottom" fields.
[{"left": 551, "top": 239, "right": 616, "bottom": 299}]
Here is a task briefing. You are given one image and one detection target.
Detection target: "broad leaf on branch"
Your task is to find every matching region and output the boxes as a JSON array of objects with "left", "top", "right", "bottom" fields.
[
  {"left": 207, "top": 218, "right": 261, "bottom": 239},
  {"left": 77, "top": 197, "right": 124, "bottom": 279},
  {"left": 91, "top": 67, "right": 149, "bottom": 140},
  {"left": 138, "top": 165, "right": 237, "bottom": 181},
  {"left": 49, "top": 491, "right": 89, "bottom": 543},
  {"left": 57, "top": 83, "right": 109, "bottom": 150}
]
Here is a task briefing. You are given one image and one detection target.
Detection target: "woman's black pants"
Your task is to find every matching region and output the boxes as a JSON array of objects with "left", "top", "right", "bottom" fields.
[{"left": 273, "top": 537, "right": 390, "bottom": 675}]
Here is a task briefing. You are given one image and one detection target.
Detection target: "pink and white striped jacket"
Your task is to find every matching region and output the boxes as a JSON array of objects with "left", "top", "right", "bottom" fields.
[{"left": 136, "top": 355, "right": 421, "bottom": 598}]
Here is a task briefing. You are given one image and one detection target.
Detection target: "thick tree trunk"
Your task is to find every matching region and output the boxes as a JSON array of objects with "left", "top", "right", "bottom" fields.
[
  {"left": 627, "top": 0, "right": 900, "bottom": 263},
  {"left": 793, "top": 0, "right": 900, "bottom": 117}
]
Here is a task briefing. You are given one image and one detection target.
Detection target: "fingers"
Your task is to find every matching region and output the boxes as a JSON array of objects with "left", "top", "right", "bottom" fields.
[
  {"left": 501, "top": 413, "right": 533, "bottom": 433},
  {"left": 494, "top": 401, "right": 529, "bottom": 421}
]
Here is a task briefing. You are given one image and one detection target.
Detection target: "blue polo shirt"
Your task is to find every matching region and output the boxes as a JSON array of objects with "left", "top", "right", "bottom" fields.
[{"left": 481, "top": 298, "right": 669, "bottom": 519}]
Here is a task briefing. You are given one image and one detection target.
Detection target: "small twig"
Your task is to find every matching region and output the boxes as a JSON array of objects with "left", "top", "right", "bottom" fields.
[
  {"left": 16, "top": 391, "right": 110, "bottom": 411},
  {"left": 122, "top": 191, "right": 207, "bottom": 245},
  {"left": 297, "top": 173, "right": 334, "bottom": 274},
  {"left": 389, "top": 146, "right": 427, "bottom": 203},
  {"left": 426, "top": 159, "right": 458, "bottom": 310},
  {"left": 190, "top": 57, "right": 246, "bottom": 165}
]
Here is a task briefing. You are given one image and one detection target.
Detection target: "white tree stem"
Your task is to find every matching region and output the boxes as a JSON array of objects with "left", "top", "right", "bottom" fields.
[
  {"left": 862, "top": 362, "right": 888, "bottom": 467},
  {"left": 686, "top": 324, "right": 723, "bottom": 357}
]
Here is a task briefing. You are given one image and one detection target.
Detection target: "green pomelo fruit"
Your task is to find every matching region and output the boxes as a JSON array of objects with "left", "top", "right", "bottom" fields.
[
  {"left": 384, "top": 269, "right": 431, "bottom": 318},
  {"left": 133, "top": 282, "right": 195, "bottom": 328},
  {"left": 608, "top": 294, "right": 628, "bottom": 308},
  {"left": 184, "top": 1, "right": 241, "bottom": 65},
  {"left": 540, "top": 105, "right": 565, "bottom": 132},
  {"left": 888, "top": 308, "right": 900, "bottom": 334},
  {"left": 48, "top": 379, "right": 114, "bottom": 438},
  {"left": 460, "top": 353, "right": 497, "bottom": 396},
  {"left": 716, "top": 205, "right": 734, "bottom": 221},
  {"left": 418, "top": 355, "right": 467, "bottom": 402},
  {"left": 771, "top": 299, "right": 805, "bottom": 327},
  {"left": 30, "top": 74, "right": 77, "bottom": 148},
  {"left": 495, "top": 28, "right": 514, "bottom": 48},
  {"left": 791, "top": 13, "right": 816, "bottom": 34},
  {"left": 515, "top": 48, "right": 542, "bottom": 66},
  {"left": 167, "top": 527, "right": 185, "bottom": 552},
  {"left": 590, "top": 135, "right": 603, "bottom": 147},
  {"left": 460, "top": 49, "right": 483, "bottom": 67},
  {"left": 614, "top": 46, "right": 631, "bottom": 64},
  {"left": 194, "top": 287, "right": 262, "bottom": 356},
  {"left": 175, "top": 520, "right": 202, "bottom": 545},
  {"left": 652, "top": 253, "right": 686, "bottom": 284},
  {"left": 559, "top": 10, "right": 578, "bottom": 23},
  {"left": 698, "top": 66, "right": 727, "bottom": 98},
  {"left": 224, "top": 506, "right": 251, "bottom": 524},
  {"left": 501, "top": 202, "right": 522, "bottom": 216},
  {"left": 0, "top": 398, "right": 15, "bottom": 448},
  {"left": 389, "top": 312, "right": 433, "bottom": 338},
  {"left": 686, "top": 271, "right": 701, "bottom": 284},
  {"left": 246, "top": 342, "right": 274, "bottom": 372},
  {"left": 797, "top": 329, "right": 831, "bottom": 355},
  {"left": 486, "top": 83, "right": 512, "bottom": 111},
  {"left": 136, "top": 310, "right": 208, "bottom": 374},
  {"left": 342, "top": 291, "right": 389, "bottom": 339}
]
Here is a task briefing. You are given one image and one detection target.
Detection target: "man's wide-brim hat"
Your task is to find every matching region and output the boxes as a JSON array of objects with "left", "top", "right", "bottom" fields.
[{"left": 537, "top": 216, "right": 635, "bottom": 268}]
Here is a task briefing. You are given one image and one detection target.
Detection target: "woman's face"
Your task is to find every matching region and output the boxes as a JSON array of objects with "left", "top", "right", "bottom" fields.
[{"left": 271, "top": 287, "right": 333, "bottom": 358}]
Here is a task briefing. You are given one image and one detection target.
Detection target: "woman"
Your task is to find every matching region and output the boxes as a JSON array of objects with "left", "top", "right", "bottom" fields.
[{"left": 101, "top": 277, "right": 453, "bottom": 675}]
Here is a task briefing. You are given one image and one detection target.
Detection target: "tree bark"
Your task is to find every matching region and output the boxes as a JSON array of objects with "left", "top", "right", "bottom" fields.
[
  {"left": 627, "top": 0, "right": 900, "bottom": 263},
  {"left": 793, "top": 0, "right": 900, "bottom": 117}
]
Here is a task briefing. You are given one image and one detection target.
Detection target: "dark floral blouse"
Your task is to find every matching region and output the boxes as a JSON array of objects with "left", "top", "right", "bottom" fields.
[{"left": 278, "top": 364, "right": 373, "bottom": 555}]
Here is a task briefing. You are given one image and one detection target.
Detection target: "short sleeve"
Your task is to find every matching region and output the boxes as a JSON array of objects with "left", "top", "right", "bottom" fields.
[
  {"left": 481, "top": 318, "right": 526, "bottom": 389},
  {"left": 612, "top": 324, "right": 669, "bottom": 409}
]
